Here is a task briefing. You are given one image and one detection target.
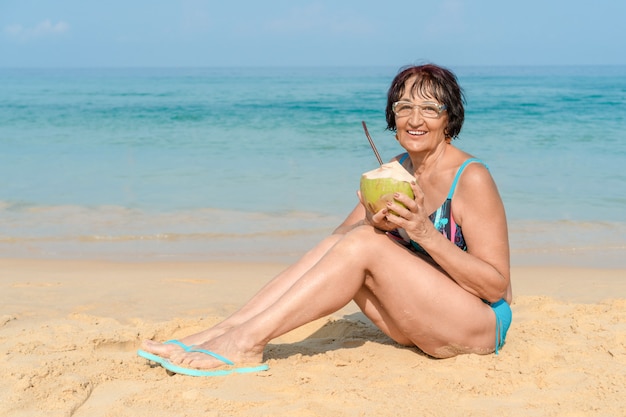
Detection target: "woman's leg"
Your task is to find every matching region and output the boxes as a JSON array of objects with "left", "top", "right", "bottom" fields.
[
  {"left": 352, "top": 252, "right": 497, "bottom": 358},
  {"left": 167, "top": 226, "right": 497, "bottom": 369},
  {"left": 141, "top": 234, "right": 344, "bottom": 357}
]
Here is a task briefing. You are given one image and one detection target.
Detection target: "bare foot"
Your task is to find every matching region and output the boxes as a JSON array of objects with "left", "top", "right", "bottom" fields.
[
  {"left": 168, "top": 330, "right": 265, "bottom": 370},
  {"left": 140, "top": 325, "right": 233, "bottom": 359},
  {"left": 140, "top": 339, "right": 188, "bottom": 358}
]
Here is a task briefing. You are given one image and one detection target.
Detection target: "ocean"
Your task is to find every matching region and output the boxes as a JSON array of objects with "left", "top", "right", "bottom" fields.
[{"left": 1, "top": 66, "right": 625, "bottom": 266}]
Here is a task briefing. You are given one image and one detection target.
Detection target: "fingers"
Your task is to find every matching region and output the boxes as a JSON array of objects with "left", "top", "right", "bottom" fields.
[
  {"left": 371, "top": 207, "right": 387, "bottom": 222},
  {"left": 390, "top": 181, "right": 424, "bottom": 216},
  {"left": 384, "top": 201, "right": 411, "bottom": 223},
  {"left": 409, "top": 180, "right": 426, "bottom": 207},
  {"left": 384, "top": 191, "right": 421, "bottom": 226},
  {"left": 389, "top": 192, "right": 415, "bottom": 214}
]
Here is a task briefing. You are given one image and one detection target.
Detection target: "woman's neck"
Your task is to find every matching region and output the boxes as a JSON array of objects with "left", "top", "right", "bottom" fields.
[{"left": 408, "top": 142, "right": 449, "bottom": 179}]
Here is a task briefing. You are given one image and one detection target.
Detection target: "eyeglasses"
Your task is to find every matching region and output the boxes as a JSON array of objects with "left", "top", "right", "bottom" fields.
[{"left": 392, "top": 101, "right": 447, "bottom": 118}]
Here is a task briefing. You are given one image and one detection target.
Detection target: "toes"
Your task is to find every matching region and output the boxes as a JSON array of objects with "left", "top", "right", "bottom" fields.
[
  {"left": 141, "top": 340, "right": 178, "bottom": 357},
  {"left": 140, "top": 339, "right": 160, "bottom": 351},
  {"left": 169, "top": 349, "right": 200, "bottom": 365},
  {"left": 169, "top": 351, "right": 219, "bottom": 368}
]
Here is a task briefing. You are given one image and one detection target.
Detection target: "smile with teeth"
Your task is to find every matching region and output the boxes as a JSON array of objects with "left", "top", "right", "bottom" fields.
[{"left": 408, "top": 130, "right": 426, "bottom": 136}]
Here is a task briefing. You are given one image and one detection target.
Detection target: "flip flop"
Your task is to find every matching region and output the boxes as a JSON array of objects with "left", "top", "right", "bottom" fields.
[
  {"left": 137, "top": 339, "right": 192, "bottom": 366},
  {"left": 138, "top": 341, "right": 269, "bottom": 377}
]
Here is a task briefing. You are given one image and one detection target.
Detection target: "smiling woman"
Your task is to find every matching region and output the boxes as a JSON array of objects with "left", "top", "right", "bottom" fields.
[
  {"left": 138, "top": 63, "right": 512, "bottom": 377},
  {"left": 385, "top": 64, "right": 465, "bottom": 140}
]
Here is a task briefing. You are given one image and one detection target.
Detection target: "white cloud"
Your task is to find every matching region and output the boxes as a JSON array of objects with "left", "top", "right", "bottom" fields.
[{"left": 3, "top": 19, "right": 69, "bottom": 42}]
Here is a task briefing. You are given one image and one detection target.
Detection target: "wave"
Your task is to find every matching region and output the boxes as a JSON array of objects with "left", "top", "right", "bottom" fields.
[
  {"left": 1, "top": 204, "right": 624, "bottom": 266},
  {"left": 0, "top": 229, "right": 331, "bottom": 244}
]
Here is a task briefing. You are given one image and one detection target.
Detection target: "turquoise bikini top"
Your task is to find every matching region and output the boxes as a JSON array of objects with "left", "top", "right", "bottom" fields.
[{"left": 397, "top": 153, "right": 485, "bottom": 254}]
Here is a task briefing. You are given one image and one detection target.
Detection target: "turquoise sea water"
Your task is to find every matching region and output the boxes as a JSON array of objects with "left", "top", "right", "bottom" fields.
[{"left": 1, "top": 66, "right": 625, "bottom": 266}]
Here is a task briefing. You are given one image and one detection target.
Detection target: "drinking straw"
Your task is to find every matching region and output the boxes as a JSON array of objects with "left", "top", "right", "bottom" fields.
[{"left": 361, "top": 121, "right": 383, "bottom": 166}]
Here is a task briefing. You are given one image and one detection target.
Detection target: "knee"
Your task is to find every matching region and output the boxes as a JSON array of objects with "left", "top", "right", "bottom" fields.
[
  {"left": 340, "top": 225, "right": 386, "bottom": 255},
  {"left": 346, "top": 224, "right": 386, "bottom": 243}
]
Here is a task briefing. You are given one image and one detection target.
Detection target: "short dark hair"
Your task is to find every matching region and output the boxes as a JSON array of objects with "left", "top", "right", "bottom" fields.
[{"left": 385, "top": 64, "right": 465, "bottom": 139}]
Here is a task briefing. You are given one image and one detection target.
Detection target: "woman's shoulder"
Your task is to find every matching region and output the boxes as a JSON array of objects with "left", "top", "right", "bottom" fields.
[
  {"left": 390, "top": 152, "right": 409, "bottom": 163},
  {"left": 450, "top": 152, "right": 503, "bottom": 225},
  {"left": 446, "top": 148, "right": 487, "bottom": 175},
  {"left": 441, "top": 147, "right": 491, "bottom": 191},
  {"left": 454, "top": 156, "right": 499, "bottom": 201}
]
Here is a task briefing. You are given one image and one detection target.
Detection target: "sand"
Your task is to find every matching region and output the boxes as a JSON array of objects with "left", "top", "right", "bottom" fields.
[{"left": 1, "top": 258, "right": 625, "bottom": 417}]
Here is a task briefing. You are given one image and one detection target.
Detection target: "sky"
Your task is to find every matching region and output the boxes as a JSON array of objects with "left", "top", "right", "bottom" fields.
[{"left": 1, "top": 0, "right": 625, "bottom": 68}]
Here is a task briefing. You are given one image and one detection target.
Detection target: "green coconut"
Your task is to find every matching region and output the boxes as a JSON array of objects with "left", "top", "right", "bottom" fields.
[{"left": 360, "top": 161, "right": 415, "bottom": 214}]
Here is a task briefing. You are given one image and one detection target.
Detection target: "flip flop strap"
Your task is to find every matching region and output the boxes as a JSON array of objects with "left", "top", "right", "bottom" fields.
[
  {"left": 164, "top": 339, "right": 192, "bottom": 351},
  {"left": 188, "top": 348, "right": 235, "bottom": 366}
]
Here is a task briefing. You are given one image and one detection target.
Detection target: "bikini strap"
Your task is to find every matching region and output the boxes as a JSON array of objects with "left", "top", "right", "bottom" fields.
[
  {"left": 398, "top": 154, "right": 486, "bottom": 199},
  {"left": 447, "top": 158, "right": 485, "bottom": 199},
  {"left": 398, "top": 153, "right": 410, "bottom": 164}
]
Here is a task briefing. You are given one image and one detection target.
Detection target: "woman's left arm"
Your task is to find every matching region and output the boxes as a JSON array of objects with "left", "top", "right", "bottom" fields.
[{"left": 389, "top": 163, "right": 510, "bottom": 303}]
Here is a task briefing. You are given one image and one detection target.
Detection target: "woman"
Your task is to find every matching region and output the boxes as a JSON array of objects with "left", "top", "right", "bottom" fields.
[{"left": 138, "top": 63, "right": 512, "bottom": 376}]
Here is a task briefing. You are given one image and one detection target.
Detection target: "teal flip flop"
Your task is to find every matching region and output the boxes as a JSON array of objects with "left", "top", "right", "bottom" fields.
[
  {"left": 138, "top": 340, "right": 269, "bottom": 377},
  {"left": 137, "top": 339, "right": 192, "bottom": 365}
]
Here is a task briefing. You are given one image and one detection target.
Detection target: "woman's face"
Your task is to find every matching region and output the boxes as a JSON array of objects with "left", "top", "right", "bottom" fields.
[{"left": 394, "top": 77, "right": 449, "bottom": 153}]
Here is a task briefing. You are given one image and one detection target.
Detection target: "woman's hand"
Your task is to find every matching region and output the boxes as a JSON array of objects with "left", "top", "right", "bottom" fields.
[
  {"left": 384, "top": 181, "right": 436, "bottom": 244},
  {"left": 357, "top": 191, "right": 397, "bottom": 231}
]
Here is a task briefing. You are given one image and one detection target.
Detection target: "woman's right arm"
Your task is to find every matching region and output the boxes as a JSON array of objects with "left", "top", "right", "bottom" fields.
[
  {"left": 332, "top": 203, "right": 367, "bottom": 235},
  {"left": 333, "top": 195, "right": 399, "bottom": 235}
]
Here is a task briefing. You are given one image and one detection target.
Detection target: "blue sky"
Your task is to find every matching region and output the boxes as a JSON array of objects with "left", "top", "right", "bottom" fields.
[{"left": 1, "top": 0, "right": 625, "bottom": 67}]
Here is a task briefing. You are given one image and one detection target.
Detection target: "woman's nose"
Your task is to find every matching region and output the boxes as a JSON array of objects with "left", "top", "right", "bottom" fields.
[{"left": 407, "top": 109, "right": 424, "bottom": 124}]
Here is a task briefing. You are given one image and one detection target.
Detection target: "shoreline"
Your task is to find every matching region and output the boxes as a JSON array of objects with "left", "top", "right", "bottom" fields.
[
  {"left": 2, "top": 219, "right": 626, "bottom": 268},
  {"left": 2, "top": 257, "right": 625, "bottom": 301},
  {"left": 3, "top": 203, "right": 626, "bottom": 268},
  {"left": 1, "top": 258, "right": 625, "bottom": 416}
]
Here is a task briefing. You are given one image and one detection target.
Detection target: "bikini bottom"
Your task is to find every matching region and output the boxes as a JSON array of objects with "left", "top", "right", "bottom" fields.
[{"left": 490, "top": 299, "right": 512, "bottom": 354}]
